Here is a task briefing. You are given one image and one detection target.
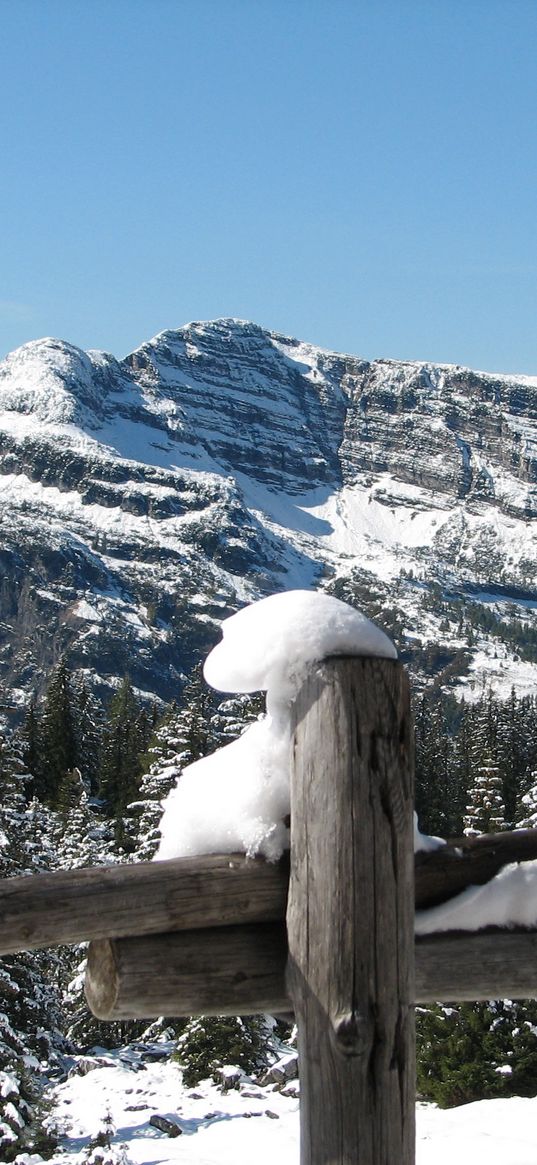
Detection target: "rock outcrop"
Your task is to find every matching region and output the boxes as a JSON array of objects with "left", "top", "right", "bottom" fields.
[{"left": 1, "top": 318, "right": 536, "bottom": 712}]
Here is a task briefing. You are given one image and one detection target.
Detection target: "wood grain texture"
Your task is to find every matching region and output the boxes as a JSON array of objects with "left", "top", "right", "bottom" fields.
[
  {"left": 415, "top": 829, "right": 537, "bottom": 908},
  {"left": 1, "top": 823, "right": 537, "bottom": 957},
  {"left": 85, "top": 923, "right": 289, "bottom": 1019},
  {"left": 415, "top": 929, "right": 537, "bottom": 1001},
  {"left": 0, "top": 853, "right": 288, "bottom": 954},
  {"left": 85, "top": 924, "right": 537, "bottom": 1020},
  {"left": 286, "top": 657, "right": 415, "bottom": 1165}
]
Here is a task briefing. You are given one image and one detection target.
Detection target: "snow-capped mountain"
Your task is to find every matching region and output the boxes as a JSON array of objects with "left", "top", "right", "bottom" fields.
[{"left": 1, "top": 317, "right": 536, "bottom": 714}]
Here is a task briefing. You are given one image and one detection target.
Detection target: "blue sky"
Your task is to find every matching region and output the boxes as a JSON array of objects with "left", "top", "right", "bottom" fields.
[{"left": 1, "top": 0, "right": 537, "bottom": 373}]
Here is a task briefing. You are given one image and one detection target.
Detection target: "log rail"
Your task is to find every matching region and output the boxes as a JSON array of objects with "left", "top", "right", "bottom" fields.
[
  {"left": 3, "top": 833, "right": 537, "bottom": 1015},
  {"left": 0, "top": 829, "right": 535, "bottom": 954},
  {"left": 1, "top": 823, "right": 537, "bottom": 1017},
  {"left": 84, "top": 926, "right": 537, "bottom": 1018}
]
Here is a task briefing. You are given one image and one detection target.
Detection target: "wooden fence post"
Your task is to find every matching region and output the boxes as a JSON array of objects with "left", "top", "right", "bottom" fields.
[{"left": 286, "top": 656, "right": 415, "bottom": 1165}]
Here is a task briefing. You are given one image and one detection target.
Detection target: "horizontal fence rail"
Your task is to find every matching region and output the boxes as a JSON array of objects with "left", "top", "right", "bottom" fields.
[
  {"left": 2, "top": 822, "right": 536, "bottom": 1016},
  {"left": 0, "top": 829, "right": 536, "bottom": 954},
  {"left": 0, "top": 853, "right": 289, "bottom": 953},
  {"left": 84, "top": 925, "right": 537, "bottom": 1019}
]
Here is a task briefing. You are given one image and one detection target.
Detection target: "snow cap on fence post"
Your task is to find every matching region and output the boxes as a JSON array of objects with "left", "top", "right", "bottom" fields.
[
  {"left": 157, "top": 590, "right": 396, "bottom": 863},
  {"left": 203, "top": 588, "right": 396, "bottom": 706}
]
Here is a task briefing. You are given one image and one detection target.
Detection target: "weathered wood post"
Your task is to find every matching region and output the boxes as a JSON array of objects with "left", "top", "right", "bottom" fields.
[{"left": 286, "top": 656, "right": 415, "bottom": 1165}]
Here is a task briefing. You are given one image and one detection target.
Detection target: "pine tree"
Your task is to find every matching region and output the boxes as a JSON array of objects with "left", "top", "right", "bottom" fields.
[
  {"left": 71, "top": 675, "right": 104, "bottom": 794},
  {"left": 98, "top": 677, "right": 149, "bottom": 831},
  {"left": 56, "top": 765, "right": 85, "bottom": 824},
  {"left": 19, "top": 697, "right": 42, "bottom": 801},
  {"left": 39, "top": 657, "right": 77, "bottom": 804},
  {"left": 130, "top": 713, "right": 185, "bottom": 861},
  {"left": 0, "top": 734, "right": 67, "bottom": 1158},
  {"left": 54, "top": 778, "right": 113, "bottom": 869},
  {"left": 173, "top": 664, "right": 216, "bottom": 763},
  {"left": 514, "top": 695, "right": 537, "bottom": 825},
  {"left": 463, "top": 692, "right": 506, "bottom": 835},
  {"left": 497, "top": 687, "right": 524, "bottom": 825},
  {"left": 416, "top": 998, "right": 537, "bottom": 1108},
  {"left": 174, "top": 1015, "right": 269, "bottom": 1087},
  {"left": 414, "top": 696, "right": 464, "bottom": 837},
  {"left": 0, "top": 735, "right": 32, "bottom": 874},
  {"left": 79, "top": 1108, "right": 133, "bottom": 1164},
  {"left": 520, "top": 769, "right": 537, "bottom": 828},
  {"left": 131, "top": 676, "right": 264, "bottom": 861},
  {"left": 129, "top": 666, "right": 219, "bottom": 860},
  {"left": 210, "top": 690, "right": 266, "bottom": 743},
  {"left": 463, "top": 754, "right": 506, "bottom": 835}
]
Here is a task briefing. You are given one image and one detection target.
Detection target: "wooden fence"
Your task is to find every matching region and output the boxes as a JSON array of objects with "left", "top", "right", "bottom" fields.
[{"left": 2, "top": 656, "right": 537, "bottom": 1163}]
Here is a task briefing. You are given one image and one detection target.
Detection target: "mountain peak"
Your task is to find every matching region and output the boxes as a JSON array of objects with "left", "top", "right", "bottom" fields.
[
  {"left": 0, "top": 336, "right": 105, "bottom": 426},
  {"left": 1, "top": 319, "right": 537, "bottom": 713}
]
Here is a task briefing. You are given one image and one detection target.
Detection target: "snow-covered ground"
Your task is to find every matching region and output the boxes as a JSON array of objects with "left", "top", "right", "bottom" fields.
[
  {"left": 416, "top": 1096, "right": 537, "bottom": 1164},
  {"left": 49, "top": 1051, "right": 300, "bottom": 1165},
  {"left": 45, "top": 1052, "right": 537, "bottom": 1165}
]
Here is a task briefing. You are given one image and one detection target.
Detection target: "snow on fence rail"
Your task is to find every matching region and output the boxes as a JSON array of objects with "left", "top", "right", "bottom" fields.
[{"left": 3, "top": 651, "right": 537, "bottom": 1164}]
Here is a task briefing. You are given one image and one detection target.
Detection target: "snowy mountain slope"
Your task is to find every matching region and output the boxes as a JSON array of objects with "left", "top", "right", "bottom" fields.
[{"left": 1, "top": 318, "right": 537, "bottom": 712}]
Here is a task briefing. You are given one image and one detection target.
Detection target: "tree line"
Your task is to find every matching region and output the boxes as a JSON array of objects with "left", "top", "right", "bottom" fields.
[{"left": 415, "top": 686, "right": 537, "bottom": 838}]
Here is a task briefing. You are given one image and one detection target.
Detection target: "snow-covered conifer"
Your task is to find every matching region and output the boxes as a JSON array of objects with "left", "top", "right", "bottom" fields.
[
  {"left": 463, "top": 757, "right": 506, "bottom": 836},
  {"left": 463, "top": 692, "right": 506, "bottom": 835},
  {"left": 0, "top": 737, "right": 66, "bottom": 1158},
  {"left": 39, "top": 657, "right": 77, "bottom": 804},
  {"left": 174, "top": 1015, "right": 269, "bottom": 1088},
  {"left": 70, "top": 675, "right": 104, "bottom": 795},
  {"left": 98, "top": 677, "right": 149, "bottom": 829}
]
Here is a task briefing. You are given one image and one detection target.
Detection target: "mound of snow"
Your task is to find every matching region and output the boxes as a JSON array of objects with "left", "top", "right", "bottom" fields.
[
  {"left": 157, "top": 590, "right": 396, "bottom": 862},
  {"left": 203, "top": 589, "right": 396, "bottom": 712}
]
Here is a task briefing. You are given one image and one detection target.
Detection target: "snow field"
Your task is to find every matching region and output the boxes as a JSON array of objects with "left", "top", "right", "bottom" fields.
[
  {"left": 47, "top": 1055, "right": 537, "bottom": 1165},
  {"left": 50, "top": 1056, "right": 299, "bottom": 1165}
]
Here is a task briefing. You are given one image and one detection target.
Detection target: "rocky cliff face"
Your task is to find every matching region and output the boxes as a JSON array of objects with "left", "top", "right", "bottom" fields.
[
  {"left": 1, "top": 318, "right": 536, "bottom": 714},
  {"left": 340, "top": 357, "right": 537, "bottom": 510},
  {"left": 123, "top": 321, "right": 348, "bottom": 493}
]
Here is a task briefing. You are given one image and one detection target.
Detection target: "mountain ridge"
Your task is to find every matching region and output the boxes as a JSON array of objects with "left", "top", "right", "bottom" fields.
[{"left": 1, "top": 318, "right": 536, "bottom": 717}]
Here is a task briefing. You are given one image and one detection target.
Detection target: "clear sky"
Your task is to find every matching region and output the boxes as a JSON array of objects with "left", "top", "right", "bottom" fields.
[{"left": 1, "top": 0, "right": 537, "bottom": 374}]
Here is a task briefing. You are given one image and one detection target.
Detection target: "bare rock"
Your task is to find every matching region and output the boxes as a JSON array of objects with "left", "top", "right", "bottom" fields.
[{"left": 149, "top": 1114, "right": 182, "bottom": 1137}]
